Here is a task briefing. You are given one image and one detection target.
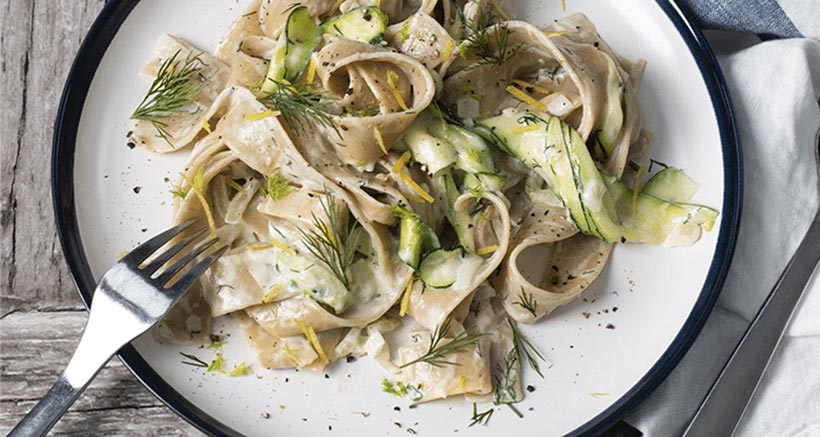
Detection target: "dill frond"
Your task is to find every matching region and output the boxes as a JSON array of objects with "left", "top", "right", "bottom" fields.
[
  {"left": 508, "top": 319, "right": 546, "bottom": 378},
  {"left": 131, "top": 50, "right": 206, "bottom": 143},
  {"left": 400, "top": 319, "right": 483, "bottom": 368},
  {"left": 512, "top": 289, "right": 538, "bottom": 317},
  {"left": 463, "top": 22, "right": 519, "bottom": 68},
  {"left": 494, "top": 345, "right": 520, "bottom": 406},
  {"left": 179, "top": 352, "right": 208, "bottom": 368},
  {"left": 492, "top": 319, "right": 546, "bottom": 414},
  {"left": 257, "top": 80, "right": 338, "bottom": 135},
  {"left": 299, "top": 194, "right": 358, "bottom": 289},
  {"left": 469, "top": 403, "right": 494, "bottom": 426}
]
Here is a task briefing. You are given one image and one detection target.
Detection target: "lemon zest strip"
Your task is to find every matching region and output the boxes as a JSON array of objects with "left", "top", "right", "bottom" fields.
[
  {"left": 510, "top": 124, "right": 543, "bottom": 135},
  {"left": 505, "top": 86, "right": 547, "bottom": 112},
  {"left": 374, "top": 126, "right": 389, "bottom": 155},
  {"left": 476, "top": 245, "right": 499, "bottom": 256},
  {"left": 181, "top": 167, "right": 217, "bottom": 238},
  {"left": 399, "top": 279, "right": 414, "bottom": 317},
  {"left": 511, "top": 79, "right": 552, "bottom": 96},
  {"left": 391, "top": 152, "right": 434, "bottom": 203},
  {"left": 387, "top": 70, "right": 410, "bottom": 111},
  {"left": 295, "top": 319, "right": 328, "bottom": 365},
  {"left": 244, "top": 108, "right": 279, "bottom": 121},
  {"left": 262, "top": 284, "right": 284, "bottom": 304}
]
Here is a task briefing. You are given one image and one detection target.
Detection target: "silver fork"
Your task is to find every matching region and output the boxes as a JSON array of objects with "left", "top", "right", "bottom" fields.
[{"left": 9, "top": 220, "right": 227, "bottom": 437}]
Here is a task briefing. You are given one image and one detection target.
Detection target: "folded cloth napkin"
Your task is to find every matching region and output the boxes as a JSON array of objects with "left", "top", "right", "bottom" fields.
[{"left": 625, "top": 2, "right": 820, "bottom": 436}]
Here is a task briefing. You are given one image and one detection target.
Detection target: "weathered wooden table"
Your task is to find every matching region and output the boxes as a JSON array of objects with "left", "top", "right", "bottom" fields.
[{"left": 1, "top": 1, "right": 202, "bottom": 434}]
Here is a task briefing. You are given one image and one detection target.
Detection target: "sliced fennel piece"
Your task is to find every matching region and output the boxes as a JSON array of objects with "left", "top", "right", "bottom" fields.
[
  {"left": 393, "top": 205, "right": 440, "bottom": 269},
  {"left": 479, "top": 109, "right": 717, "bottom": 246},
  {"left": 262, "top": 6, "right": 322, "bottom": 93},
  {"left": 417, "top": 248, "right": 483, "bottom": 289},
  {"left": 321, "top": 7, "right": 388, "bottom": 44},
  {"left": 640, "top": 166, "right": 700, "bottom": 203}
]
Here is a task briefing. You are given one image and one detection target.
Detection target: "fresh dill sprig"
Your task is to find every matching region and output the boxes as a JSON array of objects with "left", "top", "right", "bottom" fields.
[
  {"left": 400, "top": 319, "right": 484, "bottom": 368},
  {"left": 490, "top": 320, "right": 546, "bottom": 416},
  {"left": 493, "top": 345, "right": 520, "bottom": 407},
  {"left": 469, "top": 403, "right": 494, "bottom": 427},
  {"left": 463, "top": 22, "right": 519, "bottom": 68},
  {"left": 179, "top": 352, "right": 208, "bottom": 368},
  {"left": 516, "top": 112, "right": 548, "bottom": 126},
  {"left": 299, "top": 193, "right": 358, "bottom": 290},
  {"left": 131, "top": 50, "right": 206, "bottom": 142},
  {"left": 257, "top": 80, "right": 338, "bottom": 135},
  {"left": 492, "top": 319, "right": 546, "bottom": 415},
  {"left": 512, "top": 289, "right": 538, "bottom": 317},
  {"left": 508, "top": 319, "right": 546, "bottom": 378}
]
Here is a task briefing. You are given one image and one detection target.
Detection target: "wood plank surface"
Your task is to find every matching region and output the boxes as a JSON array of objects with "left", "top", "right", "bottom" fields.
[{"left": 0, "top": 0, "right": 202, "bottom": 434}]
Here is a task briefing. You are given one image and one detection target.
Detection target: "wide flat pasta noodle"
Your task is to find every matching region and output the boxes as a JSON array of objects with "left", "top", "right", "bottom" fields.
[
  {"left": 385, "top": 12, "right": 457, "bottom": 75},
  {"left": 131, "top": 34, "right": 230, "bottom": 153},
  {"left": 236, "top": 312, "right": 343, "bottom": 371},
  {"left": 495, "top": 205, "right": 611, "bottom": 323},
  {"left": 314, "top": 38, "right": 436, "bottom": 165}
]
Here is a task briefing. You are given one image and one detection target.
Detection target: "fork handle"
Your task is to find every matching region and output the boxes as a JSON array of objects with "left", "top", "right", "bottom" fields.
[
  {"left": 9, "top": 314, "right": 119, "bottom": 437},
  {"left": 8, "top": 373, "right": 85, "bottom": 437},
  {"left": 683, "top": 211, "right": 820, "bottom": 436}
]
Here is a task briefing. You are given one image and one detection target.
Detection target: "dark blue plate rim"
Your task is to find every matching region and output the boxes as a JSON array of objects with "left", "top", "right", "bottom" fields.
[{"left": 51, "top": 1, "right": 741, "bottom": 436}]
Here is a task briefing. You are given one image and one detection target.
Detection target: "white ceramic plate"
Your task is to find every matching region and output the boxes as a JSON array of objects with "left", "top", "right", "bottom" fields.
[{"left": 53, "top": 0, "right": 740, "bottom": 435}]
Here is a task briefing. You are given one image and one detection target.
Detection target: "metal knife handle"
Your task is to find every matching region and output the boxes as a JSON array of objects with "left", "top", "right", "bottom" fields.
[{"left": 683, "top": 211, "right": 820, "bottom": 436}]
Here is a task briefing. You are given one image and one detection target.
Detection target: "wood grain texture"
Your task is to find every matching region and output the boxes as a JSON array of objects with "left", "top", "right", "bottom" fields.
[
  {"left": 1, "top": 0, "right": 101, "bottom": 311},
  {"left": 0, "top": 311, "right": 202, "bottom": 435},
  {"left": 0, "top": 1, "right": 203, "bottom": 435}
]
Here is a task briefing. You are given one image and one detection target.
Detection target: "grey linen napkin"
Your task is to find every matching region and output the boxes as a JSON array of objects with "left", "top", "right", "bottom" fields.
[{"left": 624, "top": 2, "right": 820, "bottom": 435}]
